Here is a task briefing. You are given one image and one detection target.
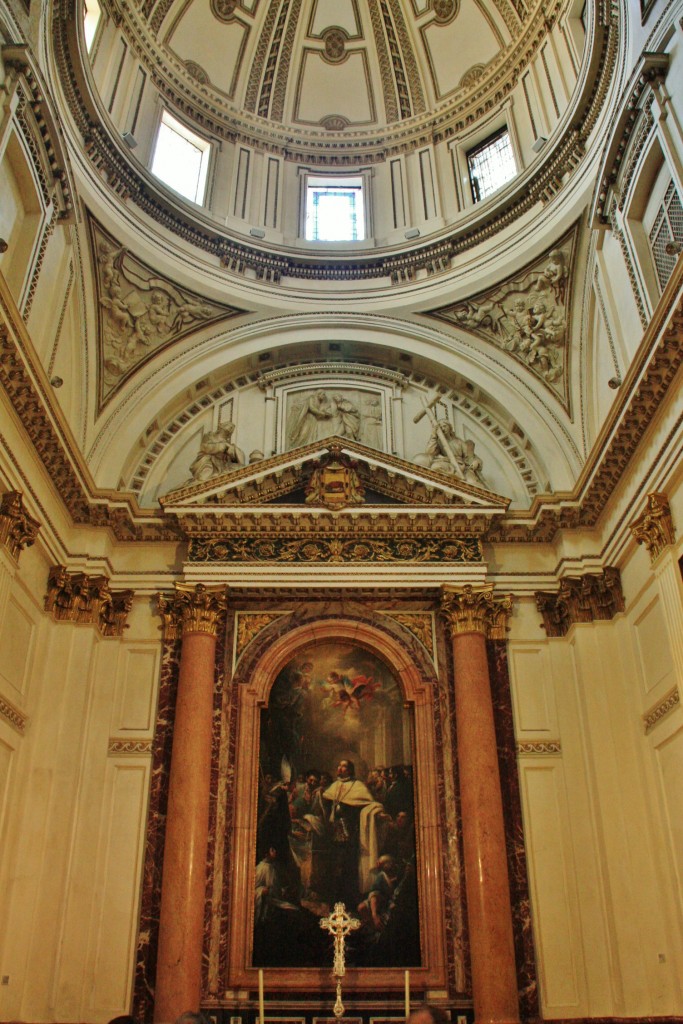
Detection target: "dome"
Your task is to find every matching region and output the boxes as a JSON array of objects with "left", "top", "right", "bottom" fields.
[{"left": 57, "top": 0, "right": 607, "bottom": 270}]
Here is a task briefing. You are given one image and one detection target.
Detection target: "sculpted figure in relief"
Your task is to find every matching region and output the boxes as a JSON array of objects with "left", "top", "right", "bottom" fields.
[
  {"left": 287, "top": 390, "right": 363, "bottom": 447},
  {"left": 413, "top": 417, "right": 487, "bottom": 487},
  {"left": 98, "top": 240, "right": 216, "bottom": 384},
  {"left": 446, "top": 246, "right": 570, "bottom": 388},
  {"left": 188, "top": 422, "right": 245, "bottom": 482}
]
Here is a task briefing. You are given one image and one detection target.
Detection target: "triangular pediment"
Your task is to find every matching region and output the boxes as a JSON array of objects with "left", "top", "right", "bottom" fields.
[{"left": 160, "top": 436, "right": 510, "bottom": 514}]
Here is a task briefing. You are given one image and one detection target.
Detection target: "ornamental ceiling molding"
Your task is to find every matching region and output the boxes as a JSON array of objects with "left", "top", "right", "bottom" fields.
[
  {"left": 1, "top": 263, "right": 681, "bottom": 545},
  {"left": 424, "top": 226, "right": 577, "bottom": 409},
  {"left": 590, "top": 51, "right": 669, "bottom": 228},
  {"left": 88, "top": 216, "right": 246, "bottom": 410},
  {"left": 129, "top": 0, "right": 553, "bottom": 144},
  {"left": 50, "top": 0, "right": 614, "bottom": 285}
]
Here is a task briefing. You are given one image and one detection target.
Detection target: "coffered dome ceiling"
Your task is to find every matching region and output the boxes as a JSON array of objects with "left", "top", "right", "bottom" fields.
[{"left": 156, "top": 0, "right": 517, "bottom": 139}]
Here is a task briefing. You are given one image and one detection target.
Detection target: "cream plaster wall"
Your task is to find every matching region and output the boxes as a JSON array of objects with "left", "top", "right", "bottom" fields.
[
  {"left": 509, "top": 480, "right": 683, "bottom": 1018},
  {"left": 0, "top": 542, "right": 160, "bottom": 1023}
]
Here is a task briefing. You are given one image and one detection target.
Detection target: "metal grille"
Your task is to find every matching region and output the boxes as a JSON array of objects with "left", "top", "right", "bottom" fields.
[
  {"left": 649, "top": 180, "right": 683, "bottom": 292},
  {"left": 467, "top": 130, "right": 517, "bottom": 203}
]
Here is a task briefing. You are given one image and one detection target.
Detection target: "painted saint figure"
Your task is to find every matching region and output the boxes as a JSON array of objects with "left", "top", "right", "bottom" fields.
[{"left": 322, "top": 758, "right": 386, "bottom": 910}]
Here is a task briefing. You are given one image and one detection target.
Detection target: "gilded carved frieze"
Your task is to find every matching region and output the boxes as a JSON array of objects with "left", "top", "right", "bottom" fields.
[
  {"left": 630, "top": 492, "right": 676, "bottom": 563},
  {"left": 426, "top": 229, "right": 577, "bottom": 406},
  {"left": 45, "top": 565, "right": 134, "bottom": 635},
  {"left": 188, "top": 534, "right": 482, "bottom": 563},
  {"left": 0, "top": 491, "right": 40, "bottom": 561},
  {"left": 89, "top": 218, "right": 244, "bottom": 407},
  {"left": 535, "top": 567, "right": 625, "bottom": 637}
]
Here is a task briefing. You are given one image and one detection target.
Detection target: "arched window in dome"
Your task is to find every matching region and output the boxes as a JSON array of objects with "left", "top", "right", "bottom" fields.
[{"left": 150, "top": 110, "right": 211, "bottom": 205}]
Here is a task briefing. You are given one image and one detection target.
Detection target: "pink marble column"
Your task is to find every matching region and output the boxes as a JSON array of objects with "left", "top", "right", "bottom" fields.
[
  {"left": 154, "top": 584, "right": 227, "bottom": 1024},
  {"left": 441, "top": 584, "right": 519, "bottom": 1024}
]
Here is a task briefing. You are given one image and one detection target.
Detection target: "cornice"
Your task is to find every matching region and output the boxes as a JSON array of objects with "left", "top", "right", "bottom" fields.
[
  {"left": 1, "top": 264, "right": 680, "bottom": 548},
  {"left": 48, "top": 0, "right": 617, "bottom": 286}
]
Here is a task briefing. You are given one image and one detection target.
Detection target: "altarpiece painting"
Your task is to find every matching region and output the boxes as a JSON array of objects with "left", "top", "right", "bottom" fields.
[{"left": 253, "top": 643, "right": 419, "bottom": 969}]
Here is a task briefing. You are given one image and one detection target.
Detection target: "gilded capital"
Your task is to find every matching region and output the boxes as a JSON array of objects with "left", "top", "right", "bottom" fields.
[
  {"left": 630, "top": 492, "right": 675, "bottom": 563},
  {"left": 44, "top": 565, "right": 133, "bottom": 635},
  {"left": 157, "top": 582, "right": 227, "bottom": 640},
  {"left": 0, "top": 490, "right": 40, "bottom": 561},
  {"left": 440, "top": 584, "right": 513, "bottom": 639}
]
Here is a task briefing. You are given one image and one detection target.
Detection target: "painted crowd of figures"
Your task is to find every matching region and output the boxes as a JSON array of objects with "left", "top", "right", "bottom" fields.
[{"left": 254, "top": 653, "right": 420, "bottom": 968}]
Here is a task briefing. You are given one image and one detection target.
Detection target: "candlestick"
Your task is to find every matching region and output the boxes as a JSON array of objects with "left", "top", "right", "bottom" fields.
[
  {"left": 404, "top": 969, "right": 410, "bottom": 1019},
  {"left": 259, "top": 968, "right": 264, "bottom": 1024}
]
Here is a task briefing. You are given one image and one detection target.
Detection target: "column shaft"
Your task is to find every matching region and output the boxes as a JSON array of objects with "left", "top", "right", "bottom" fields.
[
  {"left": 452, "top": 630, "right": 519, "bottom": 1024},
  {"left": 154, "top": 629, "right": 216, "bottom": 1023}
]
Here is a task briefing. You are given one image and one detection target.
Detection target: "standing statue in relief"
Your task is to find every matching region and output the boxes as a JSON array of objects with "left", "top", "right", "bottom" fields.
[{"left": 288, "top": 391, "right": 335, "bottom": 447}]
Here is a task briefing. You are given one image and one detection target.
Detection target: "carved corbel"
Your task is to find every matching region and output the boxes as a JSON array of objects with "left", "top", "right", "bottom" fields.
[
  {"left": 45, "top": 565, "right": 134, "bottom": 634},
  {"left": 157, "top": 582, "right": 227, "bottom": 641},
  {"left": 440, "top": 583, "right": 513, "bottom": 639},
  {"left": 0, "top": 490, "right": 40, "bottom": 561},
  {"left": 536, "top": 568, "right": 625, "bottom": 636},
  {"left": 630, "top": 492, "right": 676, "bottom": 563}
]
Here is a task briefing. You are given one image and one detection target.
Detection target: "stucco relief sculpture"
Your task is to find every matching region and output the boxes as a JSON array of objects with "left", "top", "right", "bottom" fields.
[
  {"left": 187, "top": 422, "right": 245, "bottom": 483},
  {"left": 427, "top": 237, "right": 575, "bottom": 400},
  {"left": 91, "top": 220, "right": 242, "bottom": 403},
  {"left": 286, "top": 389, "right": 384, "bottom": 451},
  {"left": 412, "top": 396, "right": 487, "bottom": 487}
]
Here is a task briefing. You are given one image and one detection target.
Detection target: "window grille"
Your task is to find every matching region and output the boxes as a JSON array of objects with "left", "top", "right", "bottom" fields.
[
  {"left": 649, "top": 180, "right": 683, "bottom": 292},
  {"left": 467, "top": 129, "right": 517, "bottom": 204}
]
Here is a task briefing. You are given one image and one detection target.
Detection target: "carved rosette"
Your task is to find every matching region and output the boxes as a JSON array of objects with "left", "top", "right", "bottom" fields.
[
  {"left": 0, "top": 491, "right": 40, "bottom": 561},
  {"left": 157, "top": 582, "right": 227, "bottom": 640},
  {"left": 535, "top": 567, "right": 625, "bottom": 637},
  {"left": 630, "top": 492, "right": 676, "bottom": 563},
  {"left": 440, "top": 583, "right": 513, "bottom": 639},
  {"left": 44, "top": 565, "right": 133, "bottom": 635}
]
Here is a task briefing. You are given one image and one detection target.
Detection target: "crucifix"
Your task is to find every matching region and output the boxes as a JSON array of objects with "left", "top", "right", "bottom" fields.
[{"left": 320, "top": 902, "right": 361, "bottom": 1018}]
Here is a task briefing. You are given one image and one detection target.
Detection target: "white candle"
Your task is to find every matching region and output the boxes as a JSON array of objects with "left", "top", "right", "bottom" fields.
[
  {"left": 259, "top": 968, "right": 264, "bottom": 1024},
  {"left": 404, "top": 969, "right": 410, "bottom": 1018}
]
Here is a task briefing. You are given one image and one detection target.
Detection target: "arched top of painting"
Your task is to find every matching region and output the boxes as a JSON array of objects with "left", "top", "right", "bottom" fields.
[{"left": 238, "top": 617, "right": 436, "bottom": 706}]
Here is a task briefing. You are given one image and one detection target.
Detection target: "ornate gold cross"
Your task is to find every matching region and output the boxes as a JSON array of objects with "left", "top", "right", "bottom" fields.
[{"left": 320, "top": 902, "right": 361, "bottom": 1018}]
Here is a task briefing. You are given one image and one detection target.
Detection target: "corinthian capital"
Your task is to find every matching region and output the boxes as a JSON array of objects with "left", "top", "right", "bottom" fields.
[
  {"left": 157, "top": 582, "right": 227, "bottom": 640},
  {"left": 630, "top": 492, "right": 676, "bottom": 563},
  {"left": 440, "top": 583, "right": 513, "bottom": 639},
  {"left": 0, "top": 491, "right": 40, "bottom": 561}
]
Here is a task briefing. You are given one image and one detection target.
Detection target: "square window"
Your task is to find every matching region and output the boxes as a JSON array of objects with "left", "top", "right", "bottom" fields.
[
  {"left": 467, "top": 129, "right": 517, "bottom": 204},
  {"left": 305, "top": 176, "right": 365, "bottom": 241},
  {"left": 150, "top": 111, "right": 211, "bottom": 205}
]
